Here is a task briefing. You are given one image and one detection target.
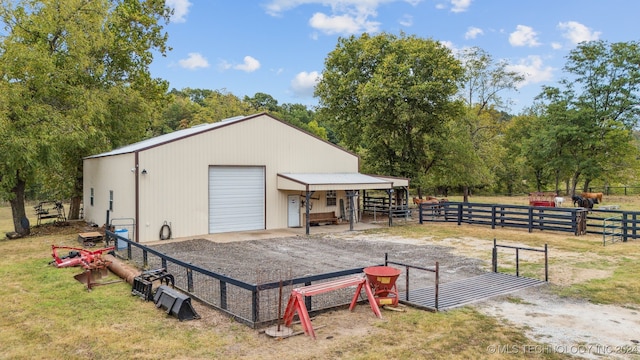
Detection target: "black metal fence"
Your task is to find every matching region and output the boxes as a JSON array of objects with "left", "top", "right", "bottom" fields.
[
  {"left": 492, "top": 239, "right": 548, "bottom": 281},
  {"left": 384, "top": 253, "right": 439, "bottom": 310},
  {"left": 105, "top": 230, "right": 381, "bottom": 328},
  {"left": 419, "top": 202, "right": 640, "bottom": 242}
]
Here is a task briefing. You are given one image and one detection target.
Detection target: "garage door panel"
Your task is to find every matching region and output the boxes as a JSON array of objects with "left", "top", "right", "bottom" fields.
[{"left": 209, "top": 167, "right": 265, "bottom": 233}]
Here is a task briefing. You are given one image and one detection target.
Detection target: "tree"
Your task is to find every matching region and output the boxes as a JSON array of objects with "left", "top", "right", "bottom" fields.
[
  {"left": 441, "top": 47, "right": 523, "bottom": 200},
  {"left": 315, "top": 32, "right": 464, "bottom": 182},
  {"left": 0, "top": 0, "right": 171, "bottom": 234},
  {"left": 244, "top": 92, "right": 279, "bottom": 112},
  {"left": 535, "top": 40, "right": 640, "bottom": 194}
]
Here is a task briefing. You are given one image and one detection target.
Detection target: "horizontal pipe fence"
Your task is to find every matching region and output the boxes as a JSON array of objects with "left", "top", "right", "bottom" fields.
[
  {"left": 419, "top": 202, "right": 640, "bottom": 242},
  {"left": 492, "top": 239, "right": 548, "bottom": 282},
  {"left": 384, "top": 253, "right": 439, "bottom": 311},
  {"left": 105, "top": 230, "right": 380, "bottom": 328}
]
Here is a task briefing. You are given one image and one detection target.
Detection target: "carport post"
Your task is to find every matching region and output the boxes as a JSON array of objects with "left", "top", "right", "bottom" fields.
[
  {"left": 346, "top": 190, "right": 356, "bottom": 231},
  {"left": 305, "top": 190, "right": 314, "bottom": 235},
  {"left": 386, "top": 189, "right": 393, "bottom": 227}
]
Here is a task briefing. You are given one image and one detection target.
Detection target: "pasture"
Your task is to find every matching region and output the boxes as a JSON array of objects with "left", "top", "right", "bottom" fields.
[{"left": 1, "top": 196, "right": 640, "bottom": 359}]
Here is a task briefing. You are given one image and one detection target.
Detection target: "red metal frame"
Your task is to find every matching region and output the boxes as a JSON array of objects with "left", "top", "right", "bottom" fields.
[
  {"left": 51, "top": 245, "right": 114, "bottom": 269},
  {"left": 282, "top": 275, "right": 382, "bottom": 339},
  {"left": 528, "top": 192, "right": 556, "bottom": 207}
]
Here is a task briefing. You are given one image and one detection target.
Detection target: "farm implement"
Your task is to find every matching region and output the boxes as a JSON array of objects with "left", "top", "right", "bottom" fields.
[{"left": 50, "top": 245, "right": 119, "bottom": 290}]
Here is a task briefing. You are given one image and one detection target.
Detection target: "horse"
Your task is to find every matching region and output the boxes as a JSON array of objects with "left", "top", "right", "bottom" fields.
[
  {"left": 572, "top": 195, "right": 596, "bottom": 209},
  {"left": 554, "top": 197, "right": 564, "bottom": 207},
  {"left": 581, "top": 192, "right": 603, "bottom": 203},
  {"left": 413, "top": 196, "right": 440, "bottom": 205},
  {"left": 413, "top": 197, "right": 445, "bottom": 216}
]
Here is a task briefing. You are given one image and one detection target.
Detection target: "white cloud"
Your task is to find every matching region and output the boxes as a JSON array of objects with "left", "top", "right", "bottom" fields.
[
  {"left": 264, "top": 0, "right": 406, "bottom": 35},
  {"left": 558, "top": 21, "right": 601, "bottom": 44},
  {"left": 309, "top": 12, "right": 380, "bottom": 34},
  {"left": 505, "top": 55, "right": 554, "bottom": 88},
  {"left": 465, "top": 26, "right": 483, "bottom": 39},
  {"left": 509, "top": 25, "right": 541, "bottom": 47},
  {"left": 551, "top": 42, "right": 562, "bottom": 50},
  {"left": 166, "top": 0, "right": 191, "bottom": 23},
  {"left": 399, "top": 14, "right": 413, "bottom": 27},
  {"left": 178, "top": 53, "right": 209, "bottom": 70},
  {"left": 450, "top": 0, "right": 472, "bottom": 13},
  {"left": 291, "top": 71, "right": 321, "bottom": 97},
  {"left": 234, "top": 56, "right": 261, "bottom": 72}
]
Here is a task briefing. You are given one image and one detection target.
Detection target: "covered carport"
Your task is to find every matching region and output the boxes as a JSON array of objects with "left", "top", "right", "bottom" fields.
[{"left": 277, "top": 173, "right": 409, "bottom": 235}]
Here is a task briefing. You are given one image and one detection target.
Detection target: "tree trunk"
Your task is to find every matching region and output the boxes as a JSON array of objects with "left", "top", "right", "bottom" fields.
[
  {"left": 9, "top": 173, "right": 29, "bottom": 235},
  {"left": 583, "top": 178, "right": 591, "bottom": 193},
  {"left": 571, "top": 171, "right": 581, "bottom": 196},
  {"left": 463, "top": 186, "right": 469, "bottom": 202},
  {"left": 67, "top": 163, "right": 83, "bottom": 220}
]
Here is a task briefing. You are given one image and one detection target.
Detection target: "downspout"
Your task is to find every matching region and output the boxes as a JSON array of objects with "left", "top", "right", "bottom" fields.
[{"left": 134, "top": 151, "right": 140, "bottom": 243}]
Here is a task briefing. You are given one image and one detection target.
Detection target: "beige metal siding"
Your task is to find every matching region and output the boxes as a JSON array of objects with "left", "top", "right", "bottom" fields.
[
  {"left": 83, "top": 153, "right": 136, "bottom": 234},
  {"left": 134, "top": 114, "right": 359, "bottom": 242}
]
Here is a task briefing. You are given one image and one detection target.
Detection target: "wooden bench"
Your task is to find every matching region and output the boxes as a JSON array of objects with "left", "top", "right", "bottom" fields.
[
  {"left": 282, "top": 275, "right": 381, "bottom": 339},
  {"left": 307, "top": 211, "right": 339, "bottom": 225}
]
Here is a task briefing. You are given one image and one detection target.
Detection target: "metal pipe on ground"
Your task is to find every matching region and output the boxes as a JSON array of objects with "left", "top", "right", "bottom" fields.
[{"left": 103, "top": 254, "right": 141, "bottom": 285}]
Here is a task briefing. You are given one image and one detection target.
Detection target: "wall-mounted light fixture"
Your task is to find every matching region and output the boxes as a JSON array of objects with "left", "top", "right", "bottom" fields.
[{"left": 141, "top": 169, "right": 148, "bottom": 175}]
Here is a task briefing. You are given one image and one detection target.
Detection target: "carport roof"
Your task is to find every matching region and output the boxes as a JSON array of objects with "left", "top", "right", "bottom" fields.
[{"left": 277, "top": 173, "right": 402, "bottom": 191}]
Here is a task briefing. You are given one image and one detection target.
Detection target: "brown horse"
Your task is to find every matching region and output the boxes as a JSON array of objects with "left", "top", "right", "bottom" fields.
[
  {"left": 413, "top": 196, "right": 444, "bottom": 205},
  {"left": 581, "top": 192, "right": 603, "bottom": 203}
]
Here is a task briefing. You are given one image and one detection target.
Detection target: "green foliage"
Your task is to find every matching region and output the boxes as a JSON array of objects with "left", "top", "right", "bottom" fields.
[
  {"left": 0, "top": 0, "right": 172, "bottom": 226},
  {"left": 530, "top": 40, "right": 640, "bottom": 194},
  {"left": 316, "top": 32, "right": 464, "bottom": 181}
]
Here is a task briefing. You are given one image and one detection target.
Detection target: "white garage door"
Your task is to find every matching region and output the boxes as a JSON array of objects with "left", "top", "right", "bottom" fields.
[{"left": 209, "top": 166, "right": 265, "bottom": 233}]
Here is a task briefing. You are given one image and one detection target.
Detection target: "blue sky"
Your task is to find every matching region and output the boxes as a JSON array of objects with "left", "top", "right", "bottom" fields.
[{"left": 151, "top": 0, "right": 640, "bottom": 114}]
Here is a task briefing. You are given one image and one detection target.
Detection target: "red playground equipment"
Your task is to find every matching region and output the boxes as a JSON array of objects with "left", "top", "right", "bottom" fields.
[
  {"left": 363, "top": 266, "right": 401, "bottom": 307},
  {"left": 528, "top": 192, "right": 556, "bottom": 207}
]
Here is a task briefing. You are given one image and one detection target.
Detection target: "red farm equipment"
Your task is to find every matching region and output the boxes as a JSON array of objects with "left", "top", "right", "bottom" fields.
[{"left": 529, "top": 192, "right": 557, "bottom": 207}]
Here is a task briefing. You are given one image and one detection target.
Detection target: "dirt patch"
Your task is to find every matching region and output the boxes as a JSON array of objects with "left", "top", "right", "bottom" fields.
[
  {"left": 478, "top": 287, "right": 640, "bottom": 360},
  {"left": 149, "top": 234, "right": 486, "bottom": 285}
]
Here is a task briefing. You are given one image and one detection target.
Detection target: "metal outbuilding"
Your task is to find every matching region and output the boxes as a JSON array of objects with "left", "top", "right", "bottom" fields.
[{"left": 83, "top": 113, "right": 408, "bottom": 243}]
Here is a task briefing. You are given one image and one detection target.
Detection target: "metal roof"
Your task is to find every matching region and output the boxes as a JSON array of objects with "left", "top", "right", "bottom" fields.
[
  {"left": 277, "top": 173, "right": 394, "bottom": 191},
  {"left": 84, "top": 115, "right": 248, "bottom": 159}
]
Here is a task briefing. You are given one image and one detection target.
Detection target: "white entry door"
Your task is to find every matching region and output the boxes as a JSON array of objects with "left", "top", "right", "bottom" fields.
[{"left": 288, "top": 195, "right": 300, "bottom": 227}]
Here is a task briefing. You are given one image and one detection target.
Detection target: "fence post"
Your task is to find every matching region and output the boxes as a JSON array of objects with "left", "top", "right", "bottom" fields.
[
  {"left": 252, "top": 288, "right": 259, "bottom": 323},
  {"left": 515, "top": 248, "right": 520, "bottom": 277},
  {"left": 434, "top": 262, "right": 439, "bottom": 311},
  {"left": 528, "top": 208, "right": 533, "bottom": 233},
  {"left": 419, "top": 203, "right": 423, "bottom": 224},
  {"left": 544, "top": 244, "right": 548, "bottom": 282},
  {"left": 623, "top": 212, "right": 629, "bottom": 242},
  {"left": 492, "top": 238, "right": 497, "bottom": 273},
  {"left": 491, "top": 205, "right": 496, "bottom": 229},
  {"left": 220, "top": 281, "right": 227, "bottom": 309},
  {"left": 405, "top": 267, "right": 410, "bottom": 302},
  {"left": 304, "top": 281, "right": 312, "bottom": 311},
  {"left": 457, "top": 203, "right": 462, "bottom": 225},
  {"left": 187, "top": 268, "right": 194, "bottom": 292}
]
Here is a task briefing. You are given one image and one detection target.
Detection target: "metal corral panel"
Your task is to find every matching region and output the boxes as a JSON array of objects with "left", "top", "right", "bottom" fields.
[{"left": 209, "top": 166, "right": 265, "bottom": 233}]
